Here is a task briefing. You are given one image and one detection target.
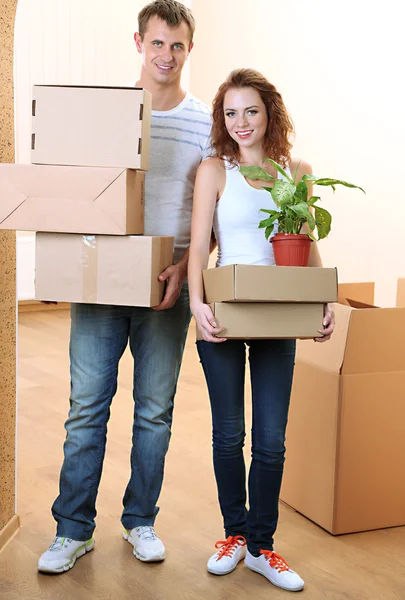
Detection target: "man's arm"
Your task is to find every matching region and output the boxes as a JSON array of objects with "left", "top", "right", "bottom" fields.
[{"left": 152, "top": 230, "right": 217, "bottom": 312}]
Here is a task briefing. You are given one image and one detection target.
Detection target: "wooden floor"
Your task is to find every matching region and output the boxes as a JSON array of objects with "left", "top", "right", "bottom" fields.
[{"left": 1, "top": 309, "right": 405, "bottom": 599}]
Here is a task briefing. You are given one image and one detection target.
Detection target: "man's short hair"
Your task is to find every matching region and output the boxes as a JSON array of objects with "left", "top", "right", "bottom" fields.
[{"left": 138, "top": 0, "right": 195, "bottom": 44}]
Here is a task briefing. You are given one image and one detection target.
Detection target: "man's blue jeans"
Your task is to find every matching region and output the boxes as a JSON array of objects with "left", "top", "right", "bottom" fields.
[
  {"left": 52, "top": 286, "right": 191, "bottom": 540},
  {"left": 197, "top": 338, "right": 296, "bottom": 556}
]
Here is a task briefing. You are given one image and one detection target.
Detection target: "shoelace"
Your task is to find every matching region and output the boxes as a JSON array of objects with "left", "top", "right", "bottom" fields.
[
  {"left": 49, "top": 537, "right": 73, "bottom": 551},
  {"left": 260, "top": 549, "right": 290, "bottom": 573},
  {"left": 215, "top": 535, "right": 246, "bottom": 560},
  {"left": 137, "top": 526, "right": 158, "bottom": 542}
]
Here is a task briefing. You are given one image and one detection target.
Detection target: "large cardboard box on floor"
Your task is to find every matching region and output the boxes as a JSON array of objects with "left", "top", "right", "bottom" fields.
[
  {"left": 31, "top": 85, "right": 151, "bottom": 170},
  {"left": 35, "top": 234, "right": 173, "bottom": 307},
  {"left": 203, "top": 265, "right": 338, "bottom": 303},
  {"left": 0, "top": 164, "right": 144, "bottom": 234},
  {"left": 280, "top": 282, "right": 405, "bottom": 534}
]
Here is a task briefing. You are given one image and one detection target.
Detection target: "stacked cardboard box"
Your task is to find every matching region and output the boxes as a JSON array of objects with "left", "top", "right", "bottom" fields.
[
  {"left": 201, "top": 264, "right": 338, "bottom": 339},
  {"left": 280, "top": 281, "right": 405, "bottom": 534},
  {"left": 0, "top": 85, "right": 174, "bottom": 307}
]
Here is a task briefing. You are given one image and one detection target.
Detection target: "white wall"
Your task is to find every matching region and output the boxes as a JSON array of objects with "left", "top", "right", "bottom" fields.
[
  {"left": 13, "top": 0, "right": 192, "bottom": 299},
  {"left": 190, "top": 0, "right": 405, "bottom": 306}
]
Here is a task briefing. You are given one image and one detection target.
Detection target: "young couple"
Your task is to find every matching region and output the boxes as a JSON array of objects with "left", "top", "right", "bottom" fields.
[{"left": 38, "top": 0, "right": 334, "bottom": 593}]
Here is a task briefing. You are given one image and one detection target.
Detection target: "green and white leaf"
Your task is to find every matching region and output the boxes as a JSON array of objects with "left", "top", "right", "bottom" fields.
[
  {"left": 282, "top": 215, "right": 295, "bottom": 234},
  {"left": 239, "top": 165, "right": 276, "bottom": 181},
  {"left": 264, "top": 158, "right": 294, "bottom": 183},
  {"left": 259, "top": 208, "right": 278, "bottom": 216},
  {"left": 259, "top": 213, "right": 279, "bottom": 229},
  {"left": 288, "top": 201, "right": 311, "bottom": 217},
  {"left": 313, "top": 178, "right": 366, "bottom": 194},
  {"left": 295, "top": 181, "right": 309, "bottom": 204},
  {"left": 314, "top": 206, "right": 332, "bottom": 240},
  {"left": 307, "top": 212, "right": 316, "bottom": 231},
  {"left": 265, "top": 224, "right": 276, "bottom": 239},
  {"left": 271, "top": 180, "right": 296, "bottom": 207}
]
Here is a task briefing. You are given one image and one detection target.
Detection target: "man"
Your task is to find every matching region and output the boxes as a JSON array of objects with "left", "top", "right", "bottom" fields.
[{"left": 38, "top": 0, "right": 211, "bottom": 573}]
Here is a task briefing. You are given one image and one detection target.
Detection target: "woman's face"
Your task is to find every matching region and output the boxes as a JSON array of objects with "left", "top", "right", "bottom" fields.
[{"left": 223, "top": 87, "right": 268, "bottom": 150}]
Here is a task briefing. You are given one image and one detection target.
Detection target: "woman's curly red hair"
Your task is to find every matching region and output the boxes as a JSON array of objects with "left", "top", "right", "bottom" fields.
[{"left": 211, "top": 69, "right": 294, "bottom": 168}]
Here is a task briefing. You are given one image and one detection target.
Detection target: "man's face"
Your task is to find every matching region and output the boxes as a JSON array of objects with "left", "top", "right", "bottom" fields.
[{"left": 135, "top": 16, "right": 193, "bottom": 85}]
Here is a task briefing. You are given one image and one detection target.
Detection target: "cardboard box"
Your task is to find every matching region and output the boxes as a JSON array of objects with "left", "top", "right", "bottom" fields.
[
  {"left": 197, "top": 302, "right": 324, "bottom": 339},
  {"left": 0, "top": 164, "right": 144, "bottom": 234},
  {"left": 35, "top": 234, "right": 174, "bottom": 307},
  {"left": 396, "top": 278, "right": 405, "bottom": 306},
  {"left": 280, "top": 282, "right": 405, "bottom": 534},
  {"left": 338, "top": 281, "right": 374, "bottom": 306},
  {"left": 203, "top": 265, "right": 338, "bottom": 303},
  {"left": 31, "top": 85, "right": 151, "bottom": 170}
]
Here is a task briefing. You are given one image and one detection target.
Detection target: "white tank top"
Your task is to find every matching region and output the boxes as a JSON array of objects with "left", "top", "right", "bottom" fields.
[{"left": 213, "top": 161, "right": 292, "bottom": 267}]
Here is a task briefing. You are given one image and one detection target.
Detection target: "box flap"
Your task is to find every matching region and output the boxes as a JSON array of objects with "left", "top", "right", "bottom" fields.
[
  {"left": 338, "top": 282, "right": 374, "bottom": 305},
  {"left": 203, "top": 265, "right": 235, "bottom": 302},
  {"left": 95, "top": 170, "right": 143, "bottom": 233},
  {"left": 295, "top": 303, "right": 352, "bottom": 374},
  {"left": 343, "top": 306, "right": 405, "bottom": 374},
  {"left": 396, "top": 279, "right": 405, "bottom": 307},
  {"left": 0, "top": 164, "right": 27, "bottom": 222}
]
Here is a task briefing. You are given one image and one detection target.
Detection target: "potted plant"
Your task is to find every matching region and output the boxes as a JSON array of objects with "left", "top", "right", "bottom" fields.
[{"left": 239, "top": 159, "right": 365, "bottom": 266}]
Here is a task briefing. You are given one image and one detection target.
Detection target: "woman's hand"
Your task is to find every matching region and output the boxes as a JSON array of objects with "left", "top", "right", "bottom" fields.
[
  {"left": 314, "top": 303, "right": 335, "bottom": 343},
  {"left": 191, "top": 301, "right": 227, "bottom": 343}
]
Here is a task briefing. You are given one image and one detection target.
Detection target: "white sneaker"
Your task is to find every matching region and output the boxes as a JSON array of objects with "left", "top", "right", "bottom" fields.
[
  {"left": 207, "top": 535, "right": 246, "bottom": 575},
  {"left": 123, "top": 526, "right": 166, "bottom": 562},
  {"left": 245, "top": 549, "right": 304, "bottom": 591},
  {"left": 38, "top": 536, "right": 94, "bottom": 573}
]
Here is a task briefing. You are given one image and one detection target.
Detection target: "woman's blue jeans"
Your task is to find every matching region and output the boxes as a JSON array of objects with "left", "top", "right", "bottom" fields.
[{"left": 197, "top": 338, "right": 296, "bottom": 555}]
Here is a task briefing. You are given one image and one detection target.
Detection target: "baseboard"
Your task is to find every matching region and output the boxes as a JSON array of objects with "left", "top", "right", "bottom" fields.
[
  {"left": 0, "top": 514, "right": 20, "bottom": 552},
  {"left": 18, "top": 300, "right": 70, "bottom": 313}
]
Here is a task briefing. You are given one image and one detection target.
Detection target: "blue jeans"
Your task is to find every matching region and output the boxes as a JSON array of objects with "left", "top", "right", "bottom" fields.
[
  {"left": 52, "top": 285, "right": 191, "bottom": 540},
  {"left": 197, "top": 338, "right": 296, "bottom": 556}
]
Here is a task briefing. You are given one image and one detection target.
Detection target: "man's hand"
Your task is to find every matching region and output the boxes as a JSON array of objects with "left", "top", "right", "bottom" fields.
[{"left": 152, "top": 262, "right": 187, "bottom": 311}]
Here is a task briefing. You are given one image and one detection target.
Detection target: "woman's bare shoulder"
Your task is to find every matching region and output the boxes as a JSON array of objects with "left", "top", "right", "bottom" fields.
[
  {"left": 290, "top": 157, "right": 312, "bottom": 179},
  {"left": 197, "top": 156, "right": 225, "bottom": 176}
]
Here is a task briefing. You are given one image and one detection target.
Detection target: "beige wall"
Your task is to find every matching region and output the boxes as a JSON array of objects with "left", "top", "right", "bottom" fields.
[
  {"left": 190, "top": 0, "right": 405, "bottom": 306},
  {"left": 0, "top": 0, "right": 17, "bottom": 532}
]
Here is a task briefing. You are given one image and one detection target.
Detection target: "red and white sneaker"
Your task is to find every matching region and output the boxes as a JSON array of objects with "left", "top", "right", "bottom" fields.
[
  {"left": 245, "top": 549, "right": 304, "bottom": 591},
  {"left": 207, "top": 535, "right": 246, "bottom": 575}
]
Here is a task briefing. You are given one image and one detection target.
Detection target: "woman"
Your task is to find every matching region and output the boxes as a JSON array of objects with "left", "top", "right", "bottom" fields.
[{"left": 188, "top": 69, "right": 334, "bottom": 592}]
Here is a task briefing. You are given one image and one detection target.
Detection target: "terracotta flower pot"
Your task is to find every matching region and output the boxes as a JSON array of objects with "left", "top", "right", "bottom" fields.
[{"left": 270, "top": 233, "right": 312, "bottom": 267}]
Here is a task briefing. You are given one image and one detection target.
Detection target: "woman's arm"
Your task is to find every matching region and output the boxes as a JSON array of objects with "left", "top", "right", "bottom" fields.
[
  {"left": 290, "top": 158, "right": 323, "bottom": 267},
  {"left": 188, "top": 158, "right": 227, "bottom": 342},
  {"left": 291, "top": 158, "right": 335, "bottom": 342}
]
